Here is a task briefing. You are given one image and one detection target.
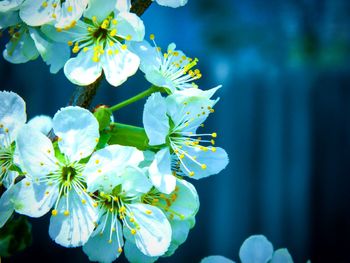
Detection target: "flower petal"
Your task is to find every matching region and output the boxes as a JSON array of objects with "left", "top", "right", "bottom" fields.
[
  {"left": 83, "top": 212, "right": 123, "bottom": 263},
  {"left": 0, "top": 0, "right": 24, "bottom": 12},
  {"left": 0, "top": 91, "right": 26, "bottom": 143},
  {"left": 16, "top": 125, "right": 58, "bottom": 178},
  {"left": 114, "top": 12, "right": 145, "bottom": 41},
  {"left": 19, "top": 0, "right": 54, "bottom": 26},
  {"left": 128, "top": 40, "right": 161, "bottom": 73},
  {"left": 54, "top": 0, "right": 88, "bottom": 28},
  {"left": 127, "top": 203, "right": 171, "bottom": 257},
  {"left": 115, "top": 0, "right": 131, "bottom": 13},
  {"left": 148, "top": 148, "right": 176, "bottom": 194},
  {"left": 84, "top": 145, "right": 144, "bottom": 193},
  {"left": 0, "top": 10, "right": 20, "bottom": 28},
  {"left": 180, "top": 146, "right": 229, "bottom": 179},
  {"left": 239, "top": 235, "right": 274, "bottom": 263},
  {"left": 84, "top": 0, "right": 115, "bottom": 21},
  {"left": 49, "top": 188, "right": 97, "bottom": 247},
  {"left": 201, "top": 256, "right": 235, "bottom": 263},
  {"left": 124, "top": 240, "right": 158, "bottom": 263},
  {"left": 101, "top": 43, "right": 140, "bottom": 87},
  {"left": 0, "top": 185, "right": 16, "bottom": 228},
  {"left": 27, "top": 115, "right": 53, "bottom": 135},
  {"left": 64, "top": 48, "right": 102, "bottom": 86},
  {"left": 13, "top": 178, "right": 59, "bottom": 217},
  {"left": 271, "top": 249, "right": 294, "bottom": 263},
  {"left": 120, "top": 166, "right": 152, "bottom": 197},
  {"left": 142, "top": 93, "right": 169, "bottom": 146},
  {"left": 29, "top": 27, "right": 70, "bottom": 73},
  {"left": 53, "top": 106, "right": 99, "bottom": 162},
  {"left": 155, "top": 0, "right": 188, "bottom": 8}
]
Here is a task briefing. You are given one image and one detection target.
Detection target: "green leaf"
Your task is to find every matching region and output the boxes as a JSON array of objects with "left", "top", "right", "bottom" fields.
[{"left": 0, "top": 216, "right": 32, "bottom": 257}]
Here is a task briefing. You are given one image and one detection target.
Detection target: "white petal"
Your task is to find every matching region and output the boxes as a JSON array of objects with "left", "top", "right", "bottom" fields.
[
  {"left": 13, "top": 178, "right": 59, "bottom": 217},
  {"left": 0, "top": 0, "right": 24, "bottom": 12},
  {"left": 201, "top": 256, "right": 235, "bottom": 263},
  {"left": 29, "top": 27, "right": 70, "bottom": 73},
  {"left": 27, "top": 115, "right": 53, "bottom": 135},
  {"left": 53, "top": 106, "right": 99, "bottom": 162},
  {"left": 115, "top": 0, "right": 131, "bottom": 13},
  {"left": 16, "top": 125, "right": 58, "bottom": 178},
  {"left": 84, "top": 144, "right": 144, "bottom": 193},
  {"left": 127, "top": 203, "right": 171, "bottom": 257},
  {"left": 155, "top": 0, "right": 188, "bottom": 8},
  {"left": 142, "top": 93, "right": 169, "bottom": 146},
  {"left": 128, "top": 40, "right": 161, "bottom": 73},
  {"left": 0, "top": 185, "right": 15, "bottom": 228},
  {"left": 84, "top": 0, "right": 115, "bottom": 21},
  {"left": 19, "top": 0, "right": 54, "bottom": 26},
  {"left": 124, "top": 241, "right": 158, "bottom": 263},
  {"left": 54, "top": 0, "right": 88, "bottom": 28},
  {"left": 239, "top": 235, "right": 274, "bottom": 263},
  {"left": 64, "top": 48, "right": 102, "bottom": 86},
  {"left": 49, "top": 188, "right": 97, "bottom": 247},
  {"left": 101, "top": 43, "right": 140, "bottom": 87},
  {"left": 120, "top": 166, "right": 152, "bottom": 197},
  {"left": 2, "top": 170, "right": 17, "bottom": 188},
  {"left": 83, "top": 212, "right": 123, "bottom": 263},
  {"left": 180, "top": 146, "right": 229, "bottom": 179},
  {"left": 271, "top": 249, "right": 294, "bottom": 263},
  {"left": 0, "top": 91, "right": 26, "bottom": 143},
  {"left": 148, "top": 148, "right": 176, "bottom": 194},
  {"left": 115, "top": 12, "right": 145, "bottom": 41}
]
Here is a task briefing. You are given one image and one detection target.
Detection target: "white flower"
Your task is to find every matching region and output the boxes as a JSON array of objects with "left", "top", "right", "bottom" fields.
[
  {"left": 12, "top": 106, "right": 99, "bottom": 247},
  {"left": 1, "top": 12, "right": 69, "bottom": 73},
  {"left": 129, "top": 39, "right": 201, "bottom": 93},
  {"left": 143, "top": 87, "right": 229, "bottom": 188},
  {"left": 153, "top": 0, "right": 188, "bottom": 8},
  {"left": 42, "top": 0, "right": 144, "bottom": 86},
  {"left": 19, "top": 0, "right": 88, "bottom": 28},
  {"left": 82, "top": 145, "right": 172, "bottom": 262}
]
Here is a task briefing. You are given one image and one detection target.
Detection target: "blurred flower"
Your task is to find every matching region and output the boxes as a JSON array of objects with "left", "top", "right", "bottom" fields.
[
  {"left": 153, "top": 0, "right": 188, "bottom": 8},
  {"left": 130, "top": 38, "right": 201, "bottom": 93}
]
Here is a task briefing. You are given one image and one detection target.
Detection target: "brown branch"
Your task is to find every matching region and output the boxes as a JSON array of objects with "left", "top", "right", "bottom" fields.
[{"left": 69, "top": 0, "right": 153, "bottom": 108}]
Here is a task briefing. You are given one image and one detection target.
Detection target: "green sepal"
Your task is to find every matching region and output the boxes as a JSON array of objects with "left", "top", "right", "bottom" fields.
[
  {"left": 93, "top": 107, "right": 112, "bottom": 131},
  {"left": 0, "top": 216, "right": 32, "bottom": 258},
  {"left": 52, "top": 141, "right": 65, "bottom": 164}
]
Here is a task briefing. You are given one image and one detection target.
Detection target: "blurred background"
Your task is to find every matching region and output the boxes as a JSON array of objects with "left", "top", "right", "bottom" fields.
[{"left": 1, "top": 0, "right": 350, "bottom": 262}]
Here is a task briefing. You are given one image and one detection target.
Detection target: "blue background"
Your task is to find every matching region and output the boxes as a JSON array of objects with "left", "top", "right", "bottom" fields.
[{"left": 1, "top": 0, "right": 350, "bottom": 262}]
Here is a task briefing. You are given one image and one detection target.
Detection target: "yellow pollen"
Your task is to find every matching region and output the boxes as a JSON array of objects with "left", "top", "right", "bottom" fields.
[
  {"left": 108, "top": 49, "right": 113, "bottom": 56},
  {"left": 95, "top": 159, "right": 100, "bottom": 164},
  {"left": 67, "top": 6, "right": 73, "bottom": 12},
  {"left": 72, "top": 45, "right": 80, "bottom": 53},
  {"left": 45, "top": 191, "right": 49, "bottom": 195},
  {"left": 64, "top": 210, "right": 70, "bottom": 216},
  {"left": 121, "top": 44, "right": 127, "bottom": 50},
  {"left": 145, "top": 210, "right": 152, "bottom": 215},
  {"left": 92, "top": 16, "right": 97, "bottom": 22},
  {"left": 201, "top": 164, "right": 207, "bottom": 170},
  {"left": 125, "top": 35, "right": 132, "bottom": 41},
  {"left": 113, "top": 197, "right": 119, "bottom": 202},
  {"left": 5, "top": 128, "right": 9, "bottom": 133},
  {"left": 130, "top": 218, "right": 135, "bottom": 222},
  {"left": 179, "top": 154, "right": 185, "bottom": 159},
  {"left": 81, "top": 199, "right": 86, "bottom": 204},
  {"left": 41, "top": 1, "right": 48, "bottom": 8},
  {"left": 83, "top": 47, "right": 89, "bottom": 52},
  {"left": 93, "top": 203, "right": 98, "bottom": 207},
  {"left": 150, "top": 34, "right": 155, "bottom": 40},
  {"left": 110, "top": 29, "right": 117, "bottom": 37},
  {"left": 118, "top": 247, "right": 123, "bottom": 253},
  {"left": 211, "top": 147, "right": 217, "bottom": 152},
  {"left": 212, "top": 132, "right": 217, "bottom": 138},
  {"left": 52, "top": 14, "right": 57, "bottom": 19},
  {"left": 101, "top": 20, "right": 109, "bottom": 29},
  {"left": 112, "top": 19, "right": 118, "bottom": 25},
  {"left": 108, "top": 239, "right": 112, "bottom": 244},
  {"left": 52, "top": 209, "right": 58, "bottom": 216},
  {"left": 52, "top": 3, "right": 57, "bottom": 8},
  {"left": 211, "top": 139, "right": 215, "bottom": 145},
  {"left": 130, "top": 229, "right": 136, "bottom": 235},
  {"left": 25, "top": 181, "right": 31, "bottom": 186},
  {"left": 189, "top": 171, "right": 195, "bottom": 177},
  {"left": 98, "top": 169, "right": 102, "bottom": 173}
]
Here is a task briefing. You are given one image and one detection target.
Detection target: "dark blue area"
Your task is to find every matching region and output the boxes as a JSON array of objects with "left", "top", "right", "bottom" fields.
[{"left": 1, "top": 0, "right": 350, "bottom": 262}]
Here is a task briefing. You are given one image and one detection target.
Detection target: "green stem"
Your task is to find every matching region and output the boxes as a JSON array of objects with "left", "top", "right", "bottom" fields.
[{"left": 109, "top": 86, "right": 165, "bottom": 112}]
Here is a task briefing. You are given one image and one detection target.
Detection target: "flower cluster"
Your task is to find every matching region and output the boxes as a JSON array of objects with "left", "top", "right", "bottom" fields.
[{"left": 0, "top": 0, "right": 230, "bottom": 262}]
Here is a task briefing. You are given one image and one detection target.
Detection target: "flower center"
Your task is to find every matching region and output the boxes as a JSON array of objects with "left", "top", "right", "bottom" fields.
[
  {"left": 0, "top": 146, "right": 14, "bottom": 183},
  {"left": 61, "top": 165, "right": 77, "bottom": 182}
]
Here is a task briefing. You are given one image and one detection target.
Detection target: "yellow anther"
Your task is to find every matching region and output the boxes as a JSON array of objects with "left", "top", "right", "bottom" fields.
[
  {"left": 179, "top": 154, "right": 185, "bottom": 159},
  {"left": 95, "top": 138, "right": 99, "bottom": 142},
  {"left": 92, "top": 16, "right": 97, "bottom": 22},
  {"left": 97, "top": 169, "right": 102, "bottom": 173},
  {"left": 45, "top": 191, "right": 50, "bottom": 195},
  {"left": 125, "top": 35, "right": 132, "bottom": 41},
  {"left": 112, "top": 19, "right": 118, "bottom": 25},
  {"left": 5, "top": 128, "right": 9, "bottom": 133},
  {"left": 42, "top": 1, "right": 48, "bottom": 8},
  {"left": 108, "top": 239, "right": 112, "bottom": 244},
  {"left": 211, "top": 139, "right": 215, "bottom": 145},
  {"left": 52, "top": 209, "right": 58, "bottom": 216},
  {"left": 211, "top": 147, "right": 217, "bottom": 152},
  {"left": 67, "top": 6, "right": 73, "bottom": 12},
  {"left": 119, "top": 206, "right": 126, "bottom": 213},
  {"left": 47, "top": 149, "right": 51, "bottom": 154},
  {"left": 101, "top": 19, "right": 109, "bottom": 29},
  {"left": 52, "top": 14, "right": 57, "bottom": 19},
  {"left": 108, "top": 49, "right": 113, "bottom": 56},
  {"left": 93, "top": 203, "right": 98, "bottom": 207},
  {"left": 145, "top": 210, "right": 152, "bottom": 215},
  {"left": 113, "top": 197, "right": 119, "bottom": 202},
  {"left": 118, "top": 247, "right": 123, "bottom": 253},
  {"left": 95, "top": 159, "right": 100, "bottom": 164},
  {"left": 64, "top": 210, "right": 70, "bottom": 216},
  {"left": 201, "top": 164, "right": 207, "bottom": 170},
  {"left": 25, "top": 181, "right": 31, "bottom": 186},
  {"left": 40, "top": 162, "right": 44, "bottom": 166},
  {"left": 212, "top": 132, "right": 217, "bottom": 138},
  {"left": 150, "top": 34, "right": 155, "bottom": 40},
  {"left": 52, "top": 3, "right": 57, "bottom": 8},
  {"left": 130, "top": 218, "right": 135, "bottom": 222},
  {"left": 81, "top": 199, "right": 86, "bottom": 204},
  {"left": 189, "top": 171, "right": 195, "bottom": 177},
  {"left": 110, "top": 29, "right": 117, "bottom": 37},
  {"left": 130, "top": 229, "right": 136, "bottom": 235},
  {"left": 83, "top": 47, "right": 89, "bottom": 52},
  {"left": 121, "top": 44, "right": 127, "bottom": 50},
  {"left": 72, "top": 45, "right": 80, "bottom": 53}
]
